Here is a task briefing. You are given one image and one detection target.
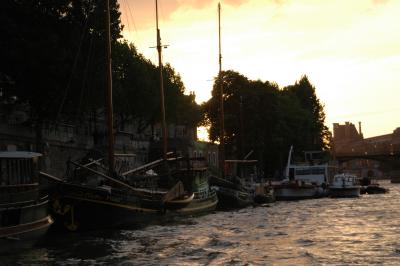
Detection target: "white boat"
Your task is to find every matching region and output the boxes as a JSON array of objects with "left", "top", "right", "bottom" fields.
[
  {"left": 329, "top": 173, "right": 361, "bottom": 198},
  {"left": 273, "top": 180, "right": 318, "bottom": 201},
  {"left": 272, "top": 146, "right": 323, "bottom": 200}
]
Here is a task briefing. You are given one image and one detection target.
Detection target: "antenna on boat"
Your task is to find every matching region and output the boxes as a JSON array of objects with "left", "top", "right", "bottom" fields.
[
  {"left": 105, "top": 0, "right": 115, "bottom": 174},
  {"left": 156, "top": 0, "right": 168, "bottom": 160},
  {"left": 285, "top": 145, "right": 293, "bottom": 179},
  {"left": 218, "top": 2, "right": 225, "bottom": 178}
]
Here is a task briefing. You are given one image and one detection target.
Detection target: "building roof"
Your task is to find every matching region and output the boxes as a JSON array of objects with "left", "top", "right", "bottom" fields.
[{"left": 0, "top": 151, "right": 42, "bottom": 159}]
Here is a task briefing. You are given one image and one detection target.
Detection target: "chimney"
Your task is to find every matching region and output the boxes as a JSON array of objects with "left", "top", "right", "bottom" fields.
[{"left": 358, "top": 121, "right": 363, "bottom": 138}]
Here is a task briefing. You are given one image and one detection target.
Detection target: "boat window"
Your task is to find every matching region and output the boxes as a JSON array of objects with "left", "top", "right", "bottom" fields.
[
  {"left": 295, "top": 169, "right": 311, "bottom": 175},
  {"left": 311, "top": 168, "right": 325, "bottom": 175}
]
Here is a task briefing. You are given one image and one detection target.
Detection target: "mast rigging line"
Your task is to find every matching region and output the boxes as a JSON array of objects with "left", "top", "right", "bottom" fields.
[
  {"left": 56, "top": 1, "right": 93, "bottom": 121},
  {"left": 76, "top": 31, "right": 95, "bottom": 122},
  {"left": 119, "top": 0, "right": 142, "bottom": 48}
]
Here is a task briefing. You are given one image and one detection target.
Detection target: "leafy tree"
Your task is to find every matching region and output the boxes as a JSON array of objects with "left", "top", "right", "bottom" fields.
[
  {"left": 283, "top": 75, "right": 330, "bottom": 151},
  {"left": 203, "top": 71, "right": 330, "bottom": 177},
  {"left": 0, "top": 0, "right": 201, "bottom": 153}
]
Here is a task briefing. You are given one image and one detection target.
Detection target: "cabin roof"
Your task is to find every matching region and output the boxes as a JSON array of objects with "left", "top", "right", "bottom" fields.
[{"left": 0, "top": 151, "right": 42, "bottom": 159}]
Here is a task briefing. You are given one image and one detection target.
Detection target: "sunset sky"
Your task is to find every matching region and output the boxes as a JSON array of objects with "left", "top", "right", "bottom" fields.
[{"left": 118, "top": 0, "right": 400, "bottom": 139}]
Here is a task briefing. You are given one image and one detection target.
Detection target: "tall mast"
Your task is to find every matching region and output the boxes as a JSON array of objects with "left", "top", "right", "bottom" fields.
[
  {"left": 218, "top": 2, "right": 225, "bottom": 178},
  {"left": 156, "top": 0, "right": 168, "bottom": 159},
  {"left": 105, "top": 0, "right": 115, "bottom": 174}
]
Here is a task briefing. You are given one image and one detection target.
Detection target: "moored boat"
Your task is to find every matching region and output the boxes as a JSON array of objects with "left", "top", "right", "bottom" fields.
[
  {"left": 168, "top": 166, "right": 218, "bottom": 216},
  {"left": 329, "top": 173, "right": 361, "bottom": 198},
  {"left": 253, "top": 183, "right": 275, "bottom": 204},
  {"left": 210, "top": 174, "right": 253, "bottom": 209},
  {"left": 359, "top": 177, "right": 388, "bottom": 194},
  {"left": 44, "top": 156, "right": 189, "bottom": 231},
  {"left": 0, "top": 151, "right": 53, "bottom": 254},
  {"left": 273, "top": 180, "right": 318, "bottom": 201}
]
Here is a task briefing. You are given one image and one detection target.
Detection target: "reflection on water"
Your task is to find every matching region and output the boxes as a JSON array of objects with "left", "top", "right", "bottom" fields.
[{"left": 3, "top": 181, "right": 400, "bottom": 266}]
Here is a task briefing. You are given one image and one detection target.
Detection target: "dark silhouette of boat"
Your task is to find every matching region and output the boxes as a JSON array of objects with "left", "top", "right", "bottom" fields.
[
  {"left": 40, "top": 0, "right": 192, "bottom": 232},
  {"left": 359, "top": 177, "right": 388, "bottom": 194},
  {"left": 0, "top": 151, "right": 53, "bottom": 253},
  {"left": 42, "top": 154, "right": 191, "bottom": 231},
  {"left": 210, "top": 174, "right": 253, "bottom": 209},
  {"left": 167, "top": 160, "right": 218, "bottom": 216}
]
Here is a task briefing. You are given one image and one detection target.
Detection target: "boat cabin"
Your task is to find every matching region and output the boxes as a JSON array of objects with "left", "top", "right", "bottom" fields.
[
  {"left": 0, "top": 152, "right": 42, "bottom": 204},
  {"left": 287, "top": 164, "right": 337, "bottom": 185},
  {"left": 285, "top": 147, "right": 337, "bottom": 185},
  {"left": 0, "top": 152, "right": 41, "bottom": 186},
  {"left": 331, "top": 173, "right": 359, "bottom": 187}
]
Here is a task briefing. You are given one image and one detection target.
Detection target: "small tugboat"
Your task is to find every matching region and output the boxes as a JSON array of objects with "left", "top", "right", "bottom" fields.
[
  {"left": 0, "top": 151, "right": 53, "bottom": 254},
  {"left": 329, "top": 173, "right": 361, "bottom": 198},
  {"left": 168, "top": 164, "right": 218, "bottom": 216}
]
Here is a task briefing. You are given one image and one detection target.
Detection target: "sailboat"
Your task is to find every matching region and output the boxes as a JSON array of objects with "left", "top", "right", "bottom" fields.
[
  {"left": 42, "top": 0, "right": 191, "bottom": 231},
  {"left": 151, "top": 0, "right": 218, "bottom": 216},
  {"left": 209, "top": 3, "right": 253, "bottom": 210}
]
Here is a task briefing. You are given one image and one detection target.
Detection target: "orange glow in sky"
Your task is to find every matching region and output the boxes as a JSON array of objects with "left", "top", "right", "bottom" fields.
[{"left": 118, "top": 0, "right": 400, "bottom": 138}]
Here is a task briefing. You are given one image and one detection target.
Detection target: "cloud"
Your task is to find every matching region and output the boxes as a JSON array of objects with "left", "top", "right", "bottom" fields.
[
  {"left": 373, "top": 0, "right": 389, "bottom": 5},
  {"left": 119, "top": 0, "right": 252, "bottom": 37}
]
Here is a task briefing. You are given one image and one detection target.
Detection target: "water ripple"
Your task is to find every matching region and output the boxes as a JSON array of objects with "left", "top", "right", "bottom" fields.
[{"left": 3, "top": 181, "right": 399, "bottom": 265}]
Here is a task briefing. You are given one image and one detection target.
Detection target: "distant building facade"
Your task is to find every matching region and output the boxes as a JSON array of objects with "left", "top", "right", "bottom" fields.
[{"left": 333, "top": 121, "right": 400, "bottom": 178}]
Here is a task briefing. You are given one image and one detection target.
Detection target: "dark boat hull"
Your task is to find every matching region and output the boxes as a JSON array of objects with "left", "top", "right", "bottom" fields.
[
  {"left": 361, "top": 185, "right": 388, "bottom": 194},
  {"left": 0, "top": 197, "right": 53, "bottom": 254},
  {"left": 213, "top": 186, "right": 252, "bottom": 210},
  {"left": 329, "top": 187, "right": 360, "bottom": 198},
  {"left": 254, "top": 193, "right": 275, "bottom": 204},
  {"left": 168, "top": 190, "right": 218, "bottom": 216},
  {"left": 50, "top": 183, "right": 166, "bottom": 231}
]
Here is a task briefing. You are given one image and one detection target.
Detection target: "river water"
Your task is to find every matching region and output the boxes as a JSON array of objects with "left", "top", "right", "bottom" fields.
[{"left": 3, "top": 181, "right": 400, "bottom": 266}]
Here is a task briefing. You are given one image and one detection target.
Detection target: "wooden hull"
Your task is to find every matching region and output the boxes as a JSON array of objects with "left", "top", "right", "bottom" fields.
[
  {"left": 169, "top": 189, "right": 218, "bottom": 216},
  {"left": 164, "top": 193, "right": 195, "bottom": 210},
  {"left": 50, "top": 183, "right": 166, "bottom": 231},
  {"left": 213, "top": 186, "right": 253, "bottom": 210},
  {"left": 0, "top": 197, "right": 53, "bottom": 254},
  {"left": 329, "top": 186, "right": 360, "bottom": 198}
]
